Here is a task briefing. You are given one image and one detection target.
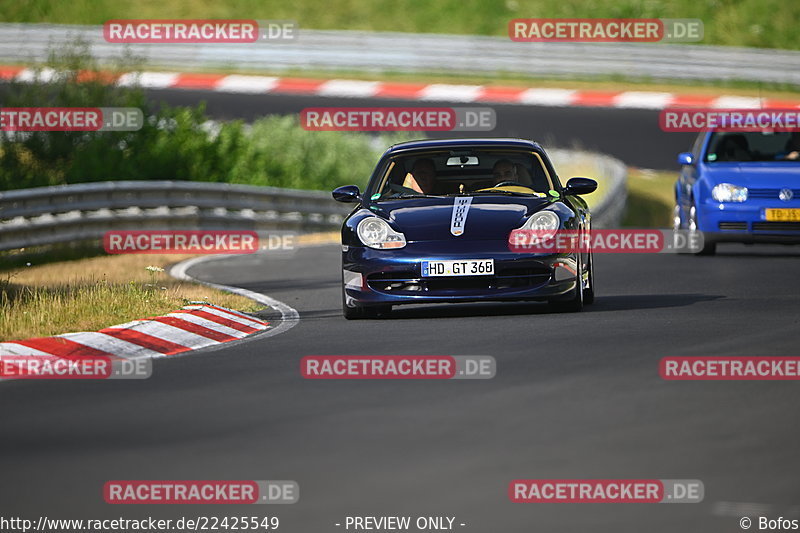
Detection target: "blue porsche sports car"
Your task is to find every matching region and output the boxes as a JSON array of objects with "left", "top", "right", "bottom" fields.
[
  {"left": 332, "top": 138, "right": 598, "bottom": 319},
  {"left": 674, "top": 131, "right": 800, "bottom": 255}
]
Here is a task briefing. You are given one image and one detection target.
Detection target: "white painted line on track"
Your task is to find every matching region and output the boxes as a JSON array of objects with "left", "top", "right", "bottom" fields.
[{"left": 169, "top": 254, "right": 300, "bottom": 342}]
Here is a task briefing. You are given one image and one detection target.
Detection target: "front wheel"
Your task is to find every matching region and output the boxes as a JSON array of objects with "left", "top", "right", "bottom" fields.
[
  {"left": 688, "top": 203, "right": 716, "bottom": 255},
  {"left": 549, "top": 260, "right": 584, "bottom": 313},
  {"left": 342, "top": 289, "right": 391, "bottom": 319},
  {"left": 694, "top": 239, "right": 717, "bottom": 256},
  {"left": 672, "top": 204, "right": 682, "bottom": 230},
  {"left": 583, "top": 252, "right": 595, "bottom": 305}
]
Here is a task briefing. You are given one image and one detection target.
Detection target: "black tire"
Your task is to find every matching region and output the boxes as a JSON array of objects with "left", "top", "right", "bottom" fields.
[
  {"left": 342, "top": 289, "right": 390, "bottom": 319},
  {"left": 687, "top": 202, "right": 716, "bottom": 255},
  {"left": 583, "top": 252, "right": 595, "bottom": 305},
  {"left": 694, "top": 238, "right": 717, "bottom": 256},
  {"left": 672, "top": 204, "right": 682, "bottom": 231},
  {"left": 343, "top": 300, "right": 366, "bottom": 320},
  {"left": 549, "top": 260, "right": 584, "bottom": 313}
]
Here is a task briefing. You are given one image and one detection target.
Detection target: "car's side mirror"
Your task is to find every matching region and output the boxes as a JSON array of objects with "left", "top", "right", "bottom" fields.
[
  {"left": 563, "top": 177, "right": 597, "bottom": 196},
  {"left": 332, "top": 185, "right": 361, "bottom": 203},
  {"left": 678, "top": 152, "right": 695, "bottom": 165}
]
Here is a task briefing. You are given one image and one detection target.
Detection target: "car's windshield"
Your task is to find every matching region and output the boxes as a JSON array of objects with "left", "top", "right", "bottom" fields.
[
  {"left": 370, "top": 149, "right": 555, "bottom": 200},
  {"left": 705, "top": 132, "right": 800, "bottom": 163}
]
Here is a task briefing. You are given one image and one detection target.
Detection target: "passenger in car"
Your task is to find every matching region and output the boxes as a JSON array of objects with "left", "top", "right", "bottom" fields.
[{"left": 779, "top": 133, "right": 800, "bottom": 161}]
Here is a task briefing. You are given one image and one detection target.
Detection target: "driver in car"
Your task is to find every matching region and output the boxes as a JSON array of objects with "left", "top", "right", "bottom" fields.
[
  {"left": 492, "top": 159, "right": 518, "bottom": 185},
  {"left": 403, "top": 158, "right": 437, "bottom": 194}
]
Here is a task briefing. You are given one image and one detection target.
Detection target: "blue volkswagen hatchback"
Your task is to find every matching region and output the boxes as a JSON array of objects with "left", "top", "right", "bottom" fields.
[
  {"left": 332, "top": 138, "right": 597, "bottom": 319},
  {"left": 674, "top": 131, "right": 800, "bottom": 254}
]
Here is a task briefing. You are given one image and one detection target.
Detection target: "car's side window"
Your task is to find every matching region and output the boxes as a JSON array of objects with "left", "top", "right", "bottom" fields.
[
  {"left": 530, "top": 153, "right": 554, "bottom": 191},
  {"left": 374, "top": 160, "right": 402, "bottom": 196}
]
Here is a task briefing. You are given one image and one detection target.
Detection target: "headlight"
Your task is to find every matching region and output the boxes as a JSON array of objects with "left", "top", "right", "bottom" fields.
[
  {"left": 712, "top": 183, "right": 748, "bottom": 203},
  {"left": 509, "top": 210, "right": 561, "bottom": 246},
  {"left": 521, "top": 210, "right": 561, "bottom": 231},
  {"left": 356, "top": 217, "right": 407, "bottom": 249}
]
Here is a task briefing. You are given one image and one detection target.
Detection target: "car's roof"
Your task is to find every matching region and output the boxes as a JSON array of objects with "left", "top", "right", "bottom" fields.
[{"left": 385, "top": 138, "right": 545, "bottom": 154}]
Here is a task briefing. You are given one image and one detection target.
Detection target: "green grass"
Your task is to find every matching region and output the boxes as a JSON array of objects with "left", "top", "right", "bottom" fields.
[
  {"left": 622, "top": 168, "right": 678, "bottom": 228},
  {"left": 0, "top": 44, "right": 415, "bottom": 192},
  {"left": 1, "top": 0, "right": 799, "bottom": 50}
]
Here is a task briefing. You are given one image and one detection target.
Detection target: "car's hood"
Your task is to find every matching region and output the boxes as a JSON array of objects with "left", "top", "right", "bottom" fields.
[
  {"left": 702, "top": 163, "right": 800, "bottom": 187},
  {"left": 373, "top": 196, "right": 551, "bottom": 241}
]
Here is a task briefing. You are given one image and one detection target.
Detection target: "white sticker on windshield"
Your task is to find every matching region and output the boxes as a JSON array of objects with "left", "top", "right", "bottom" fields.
[{"left": 451, "top": 197, "right": 473, "bottom": 236}]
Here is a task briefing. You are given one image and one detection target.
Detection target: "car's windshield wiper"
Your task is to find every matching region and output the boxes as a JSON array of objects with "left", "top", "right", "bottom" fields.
[
  {"left": 471, "top": 190, "right": 537, "bottom": 197},
  {"left": 379, "top": 193, "right": 444, "bottom": 200}
]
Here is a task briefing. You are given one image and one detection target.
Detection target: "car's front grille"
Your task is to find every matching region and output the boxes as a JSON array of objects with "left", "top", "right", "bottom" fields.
[
  {"left": 366, "top": 264, "right": 552, "bottom": 295},
  {"left": 752, "top": 222, "right": 800, "bottom": 232},
  {"left": 718, "top": 221, "right": 747, "bottom": 231},
  {"left": 367, "top": 271, "right": 423, "bottom": 293},
  {"left": 748, "top": 188, "right": 800, "bottom": 200},
  {"left": 497, "top": 265, "right": 552, "bottom": 278}
]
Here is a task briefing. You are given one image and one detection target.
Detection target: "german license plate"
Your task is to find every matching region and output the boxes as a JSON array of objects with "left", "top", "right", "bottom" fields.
[
  {"left": 421, "top": 259, "right": 494, "bottom": 277},
  {"left": 765, "top": 208, "right": 800, "bottom": 222}
]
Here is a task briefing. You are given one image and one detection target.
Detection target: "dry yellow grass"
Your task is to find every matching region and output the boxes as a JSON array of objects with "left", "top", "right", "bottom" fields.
[
  {"left": 0, "top": 253, "right": 264, "bottom": 341},
  {"left": 296, "top": 232, "right": 340, "bottom": 245}
]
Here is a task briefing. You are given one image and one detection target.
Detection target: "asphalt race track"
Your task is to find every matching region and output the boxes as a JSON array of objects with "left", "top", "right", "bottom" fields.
[
  {"left": 147, "top": 88, "right": 697, "bottom": 170},
  {"left": 0, "top": 84, "right": 697, "bottom": 168},
  {"left": 2, "top": 242, "right": 800, "bottom": 532},
  {"left": 1, "top": 90, "right": 799, "bottom": 532}
]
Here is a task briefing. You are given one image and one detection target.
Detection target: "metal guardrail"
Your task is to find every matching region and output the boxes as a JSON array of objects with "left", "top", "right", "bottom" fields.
[
  {"left": 0, "top": 150, "right": 626, "bottom": 252},
  {"left": 0, "top": 181, "right": 351, "bottom": 251},
  {"left": 0, "top": 23, "right": 798, "bottom": 84},
  {"left": 548, "top": 149, "right": 627, "bottom": 229},
  {"left": 574, "top": 151, "right": 628, "bottom": 229}
]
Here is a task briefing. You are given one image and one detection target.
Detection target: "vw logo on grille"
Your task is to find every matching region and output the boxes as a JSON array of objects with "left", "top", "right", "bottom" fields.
[{"left": 779, "top": 188, "right": 794, "bottom": 202}]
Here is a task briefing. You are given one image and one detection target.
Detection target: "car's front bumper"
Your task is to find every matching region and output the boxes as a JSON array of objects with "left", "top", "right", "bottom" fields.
[
  {"left": 697, "top": 200, "right": 800, "bottom": 244},
  {"left": 342, "top": 241, "right": 580, "bottom": 308}
]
